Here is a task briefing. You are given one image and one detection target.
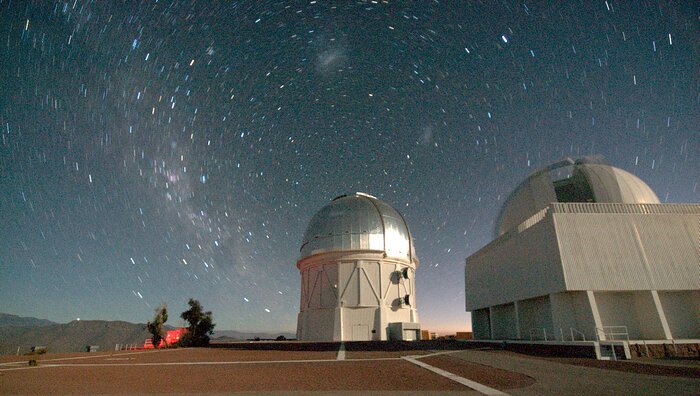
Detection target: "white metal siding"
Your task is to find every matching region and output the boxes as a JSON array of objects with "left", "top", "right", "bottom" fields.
[
  {"left": 555, "top": 211, "right": 698, "bottom": 290},
  {"left": 466, "top": 214, "right": 566, "bottom": 310},
  {"left": 298, "top": 255, "right": 419, "bottom": 341}
]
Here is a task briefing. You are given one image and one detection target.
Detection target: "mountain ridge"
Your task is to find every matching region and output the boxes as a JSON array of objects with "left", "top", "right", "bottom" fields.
[
  {"left": 0, "top": 313, "right": 56, "bottom": 327},
  {"left": 0, "top": 313, "right": 295, "bottom": 354}
]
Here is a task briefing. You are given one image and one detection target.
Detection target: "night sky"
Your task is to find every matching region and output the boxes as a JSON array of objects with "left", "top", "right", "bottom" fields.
[{"left": 1, "top": 1, "right": 697, "bottom": 334}]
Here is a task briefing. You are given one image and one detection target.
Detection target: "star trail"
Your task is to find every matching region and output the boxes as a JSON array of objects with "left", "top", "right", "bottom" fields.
[{"left": 1, "top": 1, "right": 697, "bottom": 333}]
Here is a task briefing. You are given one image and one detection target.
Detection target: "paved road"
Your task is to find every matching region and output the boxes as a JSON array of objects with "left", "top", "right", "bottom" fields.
[{"left": 450, "top": 350, "right": 700, "bottom": 396}]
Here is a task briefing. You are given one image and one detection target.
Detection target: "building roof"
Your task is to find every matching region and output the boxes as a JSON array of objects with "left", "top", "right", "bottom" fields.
[
  {"left": 496, "top": 158, "right": 660, "bottom": 236},
  {"left": 299, "top": 192, "right": 416, "bottom": 262}
]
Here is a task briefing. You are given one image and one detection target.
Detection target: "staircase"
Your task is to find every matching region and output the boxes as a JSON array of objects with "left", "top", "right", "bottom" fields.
[{"left": 595, "top": 341, "right": 631, "bottom": 360}]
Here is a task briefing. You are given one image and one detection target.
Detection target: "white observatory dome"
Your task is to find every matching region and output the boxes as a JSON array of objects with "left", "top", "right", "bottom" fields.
[
  {"left": 496, "top": 158, "right": 660, "bottom": 236},
  {"left": 300, "top": 192, "right": 416, "bottom": 261}
]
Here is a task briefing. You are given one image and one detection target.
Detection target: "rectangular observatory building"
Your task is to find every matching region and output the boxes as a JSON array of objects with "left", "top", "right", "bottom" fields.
[{"left": 465, "top": 202, "right": 699, "bottom": 341}]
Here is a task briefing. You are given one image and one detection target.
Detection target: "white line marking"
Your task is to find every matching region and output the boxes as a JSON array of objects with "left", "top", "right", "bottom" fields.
[
  {"left": 336, "top": 342, "right": 346, "bottom": 360},
  {"left": 402, "top": 356, "right": 509, "bottom": 396},
  {"left": 0, "top": 365, "right": 53, "bottom": 372},
  {"left": 411, "top": 350, "right": 463, "bottom": 359},
  {"left": 0, "top": 357, "right": 404, "bottom": 371},
  {"left": 0, "top": 349, "right": 182, "bottom": 367}
]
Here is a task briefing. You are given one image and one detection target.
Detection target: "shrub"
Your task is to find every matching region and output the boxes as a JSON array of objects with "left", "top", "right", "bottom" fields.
[
  {"left": 147, "top": 304, "right": 168, "bottom": 348},
  {"left": 178, "top": 298, "right": 215, "bottom": 347}
]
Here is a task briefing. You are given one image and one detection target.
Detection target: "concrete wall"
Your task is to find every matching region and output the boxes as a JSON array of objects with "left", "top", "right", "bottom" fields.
[
  {"left": 550, "top": 291, "right": 597, "bottom": 340},
  {"left": 472, "top": 308, "right": 491, "bottom": 340},
  {"left": 518, "top": 296, "right": 553, "bottom": 340},
  {"left": 658, "top": 290, "right": 700, "bottom": 339},
  {"left": 491, "top": 303, "right": 518, "bottom": 340},
  {"left": 632, "top": 291, "right": 668, "bottom": 339},
  {"left": 594, "top": 292, "right": 643, "bottom": 339}
]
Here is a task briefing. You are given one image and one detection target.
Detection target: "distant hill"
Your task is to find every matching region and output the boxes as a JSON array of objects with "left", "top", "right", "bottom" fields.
[
  {"left": 212, "top": 330, "right": 295, "bottom": 341},
  {"left": 0, "top": 313, "right": 55, "bottom": 327},
  {"left": 0, "top": 318, "right": 151, "bottom": 355},
  {"left": 0, "top": 313, "right": 295, "bottom": 354}
]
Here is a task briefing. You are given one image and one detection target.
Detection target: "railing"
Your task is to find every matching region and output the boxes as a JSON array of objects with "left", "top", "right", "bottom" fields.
[
  {"left": 115, "top": 343, "right": 142, "bottom": 351},
  {"left": 595, "top": 326, "right": 629, "bottom": 341},
  {"left": 516, "top": 207, "right": 550, "bottom": 233},
  {"left": 529, "top": 328, "right": 549, "bottom": 341},
  {"left": 551, "top": 202, "right": 699, "bottom": 215},
  {"left": 570, "top": 327, "right": 586, "bottom": 341}
]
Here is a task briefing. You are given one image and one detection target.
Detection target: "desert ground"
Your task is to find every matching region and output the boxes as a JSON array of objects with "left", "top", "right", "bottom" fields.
[{"left": 0, "top": 344, "right": 698, "bottom": 395}]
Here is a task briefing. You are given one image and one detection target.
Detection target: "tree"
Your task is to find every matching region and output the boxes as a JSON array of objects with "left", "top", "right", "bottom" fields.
[
  {"left": 179, "top": 298, "right": 215, "bottom": 347},
  {"left": 146, "top": 304, "right": 168, "bottom": 348}
]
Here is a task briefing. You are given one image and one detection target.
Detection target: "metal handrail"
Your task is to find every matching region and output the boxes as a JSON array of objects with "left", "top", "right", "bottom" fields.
[
  {"left": 529, "top": 327, "right": 549, "bottom": 341},
  {"left": 551, "top": 202, "right": 698, "bottom": 215},
  {"left": 570, "top": 327, "right": 586, "bottom": 341},
  {"left": 595, "top": 326, "right": 629, "bottom": 341}
]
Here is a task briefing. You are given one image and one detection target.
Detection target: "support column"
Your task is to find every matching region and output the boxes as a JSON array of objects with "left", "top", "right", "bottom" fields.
[
  {"left": 335, "top": 307, "right": 344, "bottom": 341},
  {"left": 587, "top": 291, "right": 605, "bottom": 340},
  {"left": 514, "top": 300, "right": 521, "bottom": 340},
  {"left": 488, "top": 306, "right": 495, "bottom": 340},
  {"left": 651, "top": 290, "right": 673, "bottom": 340}
]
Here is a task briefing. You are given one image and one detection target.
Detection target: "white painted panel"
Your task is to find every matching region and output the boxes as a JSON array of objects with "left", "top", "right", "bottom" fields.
[
  {"left": 466, "top": 214, "right": 565, "bottom": 309},
  {"left": 384, "top": 307, "right": 413, "bottom": 325},
  {"left": 342, "top": 307, "right": 378, "bottom": 340},
  {"left": 300, "top": 308, "right": 336, "bottom": 340},
  {"left": 300, "top": 270, "right": 308, "bottom": 308},
  {"left": 381, "top": 263, "right": 398, "bottom": 303},
  {"left": 360, "top": 264, "right": 380, "bottom": 306},
  {"left": 340, "top": 263, "right": 360, "bottom": 307},
  {"left": 352, "top": 325, "right": 370, "bottom": 341},
  {"left": 320, "top": 264, "right": 338, "bottom": 308},
  {"left": 308, "top": 269, "right": 322, "bottom": 309}
]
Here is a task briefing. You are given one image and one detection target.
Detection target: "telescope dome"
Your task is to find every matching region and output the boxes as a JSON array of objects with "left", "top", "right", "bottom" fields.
[
  {"left": 496, "top": 158, "right": 660, "bottom": 236},
  {"left": 300, "top": 192, "right": 416, "bottom": 262}
]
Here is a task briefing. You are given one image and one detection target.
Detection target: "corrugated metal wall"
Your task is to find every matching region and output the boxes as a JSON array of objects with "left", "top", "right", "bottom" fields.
[
  {"left": 555, "top": 209, "right": 698, "bottom": 290},
  {"left": 466, "top": 203, "right": 698, "bottom": 311}
]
